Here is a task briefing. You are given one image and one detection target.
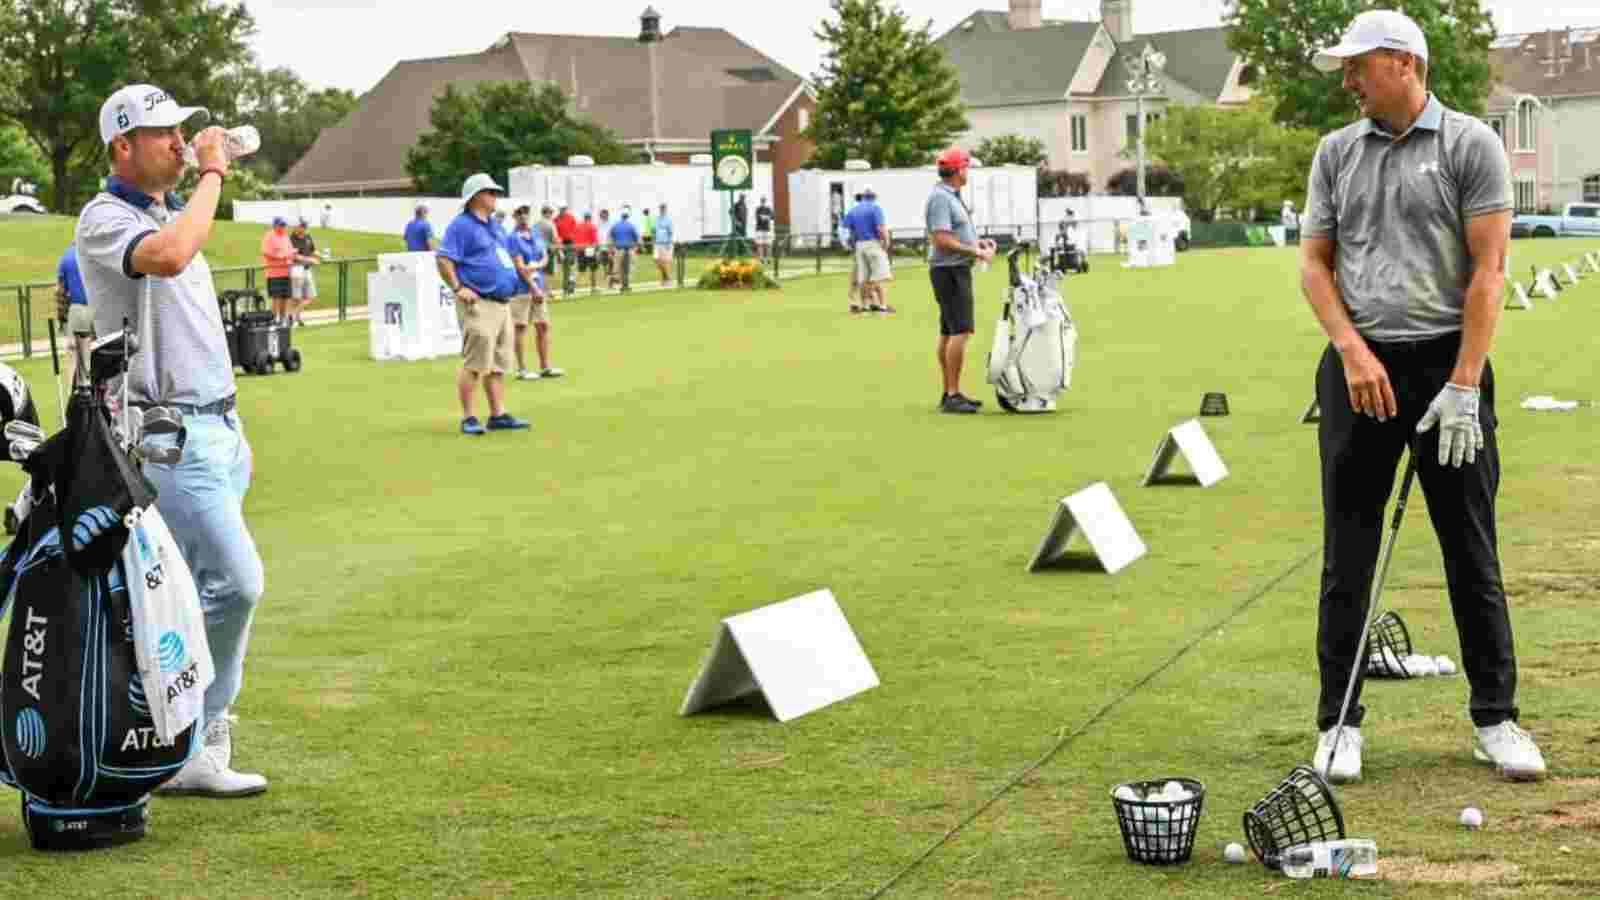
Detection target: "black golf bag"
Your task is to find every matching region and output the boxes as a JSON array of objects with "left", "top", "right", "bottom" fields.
[{"left": 0, "top": 343, "right": 198, "bottom": 851}]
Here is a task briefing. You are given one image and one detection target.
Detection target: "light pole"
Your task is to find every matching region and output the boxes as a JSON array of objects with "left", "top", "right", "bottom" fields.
[
  {"left": 1123, "top": 44, "right": 1166, "bottom": 205},
  {"left": 639, "top": 7, "right": 663, "bottom": 163}
]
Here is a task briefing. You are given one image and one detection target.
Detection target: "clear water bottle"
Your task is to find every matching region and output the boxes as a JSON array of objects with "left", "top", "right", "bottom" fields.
[
  {"left": 1272, "top": 839, "right": 1378, "bottom": 879},
  {"left": 182, "top": 125, "right": 261, "bottom": 168}
]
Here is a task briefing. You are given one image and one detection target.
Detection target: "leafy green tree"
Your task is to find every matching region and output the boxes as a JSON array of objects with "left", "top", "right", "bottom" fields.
[
  {"left": 973, "top": 135, "right": 1048, "bottom": 168},
  {"left": 806, "top": 0, "right": 968, "bottom": 168},
  {"left": 405, "top": 81, "right": 633, "bottom": 195},
  {"left": 0, "top": 123, "right": 51, "bottom": 194},
  {"left": 1223, "top": 0, "right": 1496, "bottom": 134},
  {"left": 1038, "top": 169, "right": 1090, "bottom": 198},
  {"left": 0, "top": 0, "right": 256, "bottom": 211},
  {"left": 1139, "top": 101, "right": 1318, "bottom": 220},
  {"left": 235, "top": 66, "right": 358, "bottom": 182}
]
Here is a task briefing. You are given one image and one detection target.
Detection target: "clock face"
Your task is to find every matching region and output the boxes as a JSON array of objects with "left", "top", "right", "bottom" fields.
[{"left": 717, "top": 156, "right": 750, "bottom": 186}]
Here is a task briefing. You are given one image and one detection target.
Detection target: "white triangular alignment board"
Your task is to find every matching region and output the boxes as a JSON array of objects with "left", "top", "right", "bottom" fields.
[
  {"left": 1536, "top": 270, "right": 1559, "bottom": 298},
  {"left": 1563, "top": 262, "right": 1582, "bottom": 284},
  {"left": 1027, "top": 482, "right": 1147, "bottom": 574},
  {"left": 1143, "top": 419, "right": 1229, "bottom": 487},
  {"left": 1507, "top": 282, "right": 1533, "bottom": 310},
  {"left": 1301, "top": 397, "right": 1321, "bottom": 423},
  {"left": 679, "top": 589, "right": 878, "bottom": 723}
]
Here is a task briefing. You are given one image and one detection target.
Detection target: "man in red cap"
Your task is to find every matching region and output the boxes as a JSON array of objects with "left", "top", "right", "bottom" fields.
[{"left": 924, "top": 147, "right": 996, "bottom": 413}]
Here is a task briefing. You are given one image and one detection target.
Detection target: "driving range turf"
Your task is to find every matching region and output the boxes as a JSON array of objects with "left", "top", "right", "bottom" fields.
[{"left": 0, "top": 238, "right": 1596, "bottom": 897}]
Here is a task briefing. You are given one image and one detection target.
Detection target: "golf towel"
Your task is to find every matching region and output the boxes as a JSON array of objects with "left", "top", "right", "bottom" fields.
[{"left": 122, "top": 507, "right": 213, "bottom": 742}]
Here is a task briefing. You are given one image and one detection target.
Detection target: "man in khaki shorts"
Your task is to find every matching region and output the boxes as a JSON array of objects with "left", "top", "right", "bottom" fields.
[
  {"left": 846, "top": 186, "right": 894, "bottom": 313},
  {"left": 57, "top": 243, "right": 94, "bottom": 385},
  {"left": 506, "top": 205, "right": 564, "bottom": 380},
  {"left": 436, "top": 173, "right": 530, "bottom": 435}
]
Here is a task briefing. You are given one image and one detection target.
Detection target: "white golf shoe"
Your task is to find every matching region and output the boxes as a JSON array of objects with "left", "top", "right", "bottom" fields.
[
  {"left": 1313, "top": 726, "right": 1363, "bottom": 783},
  {"left": 157, "top": 715, "right": 267, "bottom": 798},
  {"left": 1473, "top": 722, "right": 1547, "bottom": 781}
]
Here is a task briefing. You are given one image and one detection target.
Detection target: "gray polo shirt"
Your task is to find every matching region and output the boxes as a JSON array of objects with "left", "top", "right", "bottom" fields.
[
  {"left": 76, "top": 179, "right": 235, "bottom": 406},
  {"left": 1303, "top": 94, "right": 1511, "bottom": 341},
  {"left": 925, "top": 183, "right": 977, "bottom": 268}
]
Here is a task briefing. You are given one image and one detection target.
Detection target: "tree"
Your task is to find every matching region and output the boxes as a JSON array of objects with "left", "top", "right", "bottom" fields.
[
  {"left": 1223, "top": 0, "right": 1496, "bottom": 134},
  {"left": 0, "top": 123, "right": 50, "bottom": 194},
  {"left": 405, "top": 81, "right": 633, "bottom": 195},
  {"left": 1105, "top": 166, "right": 1185, "bottom": 198},
  {"left": 1038, "top": 169, "right": 1090, "bottom": 198},
  {"left": 1138, "top": 101, "right": 1318, "bottom": 221},
  {"left": 0, "top": 0, "right": 256, "bottom": 211},
  {"left": 973, "top": 135, "right": 1048, "bottom": 168},
  {"left": 236, "top": 66, "right": 358, "bottom": 181},
  {"left": 806, "top": 0, "right": 968, "bottom": 168}
]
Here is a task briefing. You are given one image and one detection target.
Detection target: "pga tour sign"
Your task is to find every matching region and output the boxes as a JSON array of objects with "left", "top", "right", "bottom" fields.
[{"left": 711, "top": 129, "right": 753, "bottom": 192}]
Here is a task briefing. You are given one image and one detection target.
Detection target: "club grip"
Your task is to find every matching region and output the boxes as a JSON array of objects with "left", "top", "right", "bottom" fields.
[{"left": 1391, "top": 451, "right": 1419, "bottom": 529}]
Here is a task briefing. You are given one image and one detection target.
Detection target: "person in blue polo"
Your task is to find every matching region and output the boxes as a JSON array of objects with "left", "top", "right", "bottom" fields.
[
  {"left": 505, "top": 204, "right": 564, "bottom": 381},
  {"left": 56, "top": 242, "right": 93, "bottom": 385},
  {"left": 404, "top": 203, "right": 435, "bottom": 252},
  {"left": 608, "top": 209, "right": 640, "bottom": 292},
  {"left": 436, "top": 173, "right": 530, "bottom": 435}
]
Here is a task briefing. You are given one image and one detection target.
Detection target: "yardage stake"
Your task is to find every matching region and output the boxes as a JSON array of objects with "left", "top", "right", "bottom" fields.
[{"left": 861, "top": 548, "right": 1319, "bottom": 898}]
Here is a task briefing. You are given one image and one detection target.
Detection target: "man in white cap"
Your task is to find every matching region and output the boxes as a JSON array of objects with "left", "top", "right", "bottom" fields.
[
  {"left": 436, "top": 173, "right": 530, "bottom": 435},
  {"left": 1299, "top": 10, "right": 1543, "bottom": 784},
  {"left": 75, "top": 84, "right": 268, "bottom": 797}
]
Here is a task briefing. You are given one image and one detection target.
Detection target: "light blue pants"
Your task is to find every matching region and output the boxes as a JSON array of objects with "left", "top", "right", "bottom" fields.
[{"left": 142, "top": 410, "right": 265, "bottom": 724}]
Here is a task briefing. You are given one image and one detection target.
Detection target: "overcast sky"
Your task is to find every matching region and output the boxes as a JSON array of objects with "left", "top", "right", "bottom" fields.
[{"left": 246, "top": 1, "right": 1600, "bottom": 94}]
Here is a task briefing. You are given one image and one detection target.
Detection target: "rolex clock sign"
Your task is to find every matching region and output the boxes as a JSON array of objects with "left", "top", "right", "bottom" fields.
[{"left": 711, "top": 129, "right": 753, "bottom": 191}]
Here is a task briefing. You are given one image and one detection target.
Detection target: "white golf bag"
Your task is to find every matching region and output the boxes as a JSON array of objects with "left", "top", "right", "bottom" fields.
[{"left": 986, "top": 243, "right": 1077, "bottom": 413}]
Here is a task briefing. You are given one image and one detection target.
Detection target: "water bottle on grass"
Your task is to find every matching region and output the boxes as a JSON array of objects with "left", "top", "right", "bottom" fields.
[{"left": 1274, "top": 839, "right": 1378, "bottom": 879}]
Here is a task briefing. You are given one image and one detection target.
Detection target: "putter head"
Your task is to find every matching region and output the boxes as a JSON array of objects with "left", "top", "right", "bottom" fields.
[
  {"left": 8, "top": 438, "right": 38, "bottom": 463},
  {"left": 135, "top": 443, "right": 183, "bottom": 466},
  {"left": 140, "top": 406, "right": 185, "bottom": 435}
]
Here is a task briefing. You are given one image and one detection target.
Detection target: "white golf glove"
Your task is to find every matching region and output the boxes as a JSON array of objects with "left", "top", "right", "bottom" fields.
[{"left": 1415, "top": 383, "right": 1483, "bottom": 468}]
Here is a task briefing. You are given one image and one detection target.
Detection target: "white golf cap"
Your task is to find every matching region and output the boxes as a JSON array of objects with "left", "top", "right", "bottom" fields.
[
  {"left": 99, "top": 84, "right": 208, "bottom": 145},
  {"left": 459, "top": 172, "right": 505, "bottom": 204},
  {"left": 861, "top": 184, "right": 876, "bottom": 197},
  {"left": 1313, "top": 10, "right": 1428, "bottom": 73}
]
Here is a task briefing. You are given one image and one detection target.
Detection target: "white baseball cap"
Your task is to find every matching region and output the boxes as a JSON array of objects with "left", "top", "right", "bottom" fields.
[
  {"left": 99, "top": 84, "right": 208, "bottom": 145},
  {"left": 860, "top": 184, "right": 876, "bottom": 197},
  {"left": 1313, "top": 10, "right": 1429, "bottom": 73},
  {"left": 459, "top": 172, "right": 505, "bottom": 204}
]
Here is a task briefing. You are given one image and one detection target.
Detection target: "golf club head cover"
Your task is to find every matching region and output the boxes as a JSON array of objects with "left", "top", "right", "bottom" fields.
[{"left": 0, "top": 362, "right": 40, "bottom": 432}]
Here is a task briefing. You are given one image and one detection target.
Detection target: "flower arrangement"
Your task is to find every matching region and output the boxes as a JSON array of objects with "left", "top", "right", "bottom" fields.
[{"left": 697, "top": 257, "right": 781, "bottom": 290}]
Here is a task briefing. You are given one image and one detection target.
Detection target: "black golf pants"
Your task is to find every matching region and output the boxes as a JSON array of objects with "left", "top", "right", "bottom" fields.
[{"left": 1315, "top": 332, "right": 1518, "bottom": 731}]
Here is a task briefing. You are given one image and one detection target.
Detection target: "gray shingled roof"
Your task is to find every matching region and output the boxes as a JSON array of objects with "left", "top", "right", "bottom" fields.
[
  {"left": 1491, "top": 30, "right": 1600, "bottom": 101},
  {"left": 280, "top": 26, "right": 804, "bottom": 191},
  {"left": 936, "top": 20, "right": 1102, "bottom": 106},
  {"left": 1093, "top": 27, "right": 1238, "bottom": 100}
]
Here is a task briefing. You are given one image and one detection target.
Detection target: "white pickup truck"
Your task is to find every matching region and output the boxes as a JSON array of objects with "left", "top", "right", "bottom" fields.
[{"left": 1512, "top": 202, "right": 1600, "bottom": 237}]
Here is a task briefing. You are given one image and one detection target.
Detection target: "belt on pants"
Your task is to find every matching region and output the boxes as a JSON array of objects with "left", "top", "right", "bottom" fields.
[{"left": 132, "top": 394, "right": 236, "bottom": 417}]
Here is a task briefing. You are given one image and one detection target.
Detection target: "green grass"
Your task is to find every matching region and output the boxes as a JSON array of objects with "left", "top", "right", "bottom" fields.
[{"left": 0, "top": 238, "right": 1597, "bottom": 897}]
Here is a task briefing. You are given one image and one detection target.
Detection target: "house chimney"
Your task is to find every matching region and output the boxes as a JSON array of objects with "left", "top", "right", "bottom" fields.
[
  {"left": 1102, "top": 0, "right": 1133, "bottom": 43},
  {"left": 1009, "top": 0, "right": 1043, "bottom": 30}
]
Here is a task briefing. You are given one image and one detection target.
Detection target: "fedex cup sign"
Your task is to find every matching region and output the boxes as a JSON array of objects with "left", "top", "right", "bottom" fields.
[{"left": 711, "top": 129, "right": 753, "bottom": 192}]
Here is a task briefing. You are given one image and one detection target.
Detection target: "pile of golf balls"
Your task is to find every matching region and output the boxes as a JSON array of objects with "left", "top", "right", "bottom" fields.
[
  {"left": 1115, "top": 781, "right": 1197, "bottom": 857},
  {"left": 1368, "top": 650, "right": 1459, "bottom": 678}
]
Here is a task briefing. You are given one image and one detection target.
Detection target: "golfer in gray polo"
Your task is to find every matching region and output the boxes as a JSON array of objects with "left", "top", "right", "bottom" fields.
[{"left": 1299, "top": 10, "right": 1544, "bottom": 785}]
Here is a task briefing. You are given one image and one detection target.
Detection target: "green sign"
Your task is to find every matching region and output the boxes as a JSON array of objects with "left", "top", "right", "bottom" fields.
[{"left": 711, "top": 129, "right": 753, "bottom": 192}]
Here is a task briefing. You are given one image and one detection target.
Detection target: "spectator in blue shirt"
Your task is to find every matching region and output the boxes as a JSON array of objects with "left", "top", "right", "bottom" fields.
[
  {"left": 844, "top": 189, "right": 893, "bottom": 312},
  {"left": 57, "top": 243, "right": 93, "bottom": 385},
  {"left": 436, "top": 173, "right": 528, "bottom": 435},
  {"left": 652, "top": 203, "right": 675, "bottom": 287},
  {"left": 505, "top": 205, "right": 564, "bottom": 381},
  {"left": 609, "top": 211, "right": 641, "bottom": 292},
  {"left": 404, "top": 204, "right": 435, "bottom": 252}
]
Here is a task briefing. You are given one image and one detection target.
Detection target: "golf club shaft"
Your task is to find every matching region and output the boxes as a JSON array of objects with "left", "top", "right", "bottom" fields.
[
  {"left": 47, "top": 319, "right": 65, "bottom": 429},
  {"left": 1325, "top": 450, "right": 1419, "bottom": 774}
]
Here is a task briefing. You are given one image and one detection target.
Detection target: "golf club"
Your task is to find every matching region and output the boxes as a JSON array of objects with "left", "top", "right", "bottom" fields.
[
  {"left": 46, "top": 319, "right": 64, "bottom": 429},
  {"left": 1323, "top": 448, "right": 1419, "bottom": 779}
]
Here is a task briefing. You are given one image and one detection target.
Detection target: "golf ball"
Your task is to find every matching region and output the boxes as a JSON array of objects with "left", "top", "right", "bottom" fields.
[
  {"left": 1404, "top": 654, "right": 1439, "bottom": 677},
  {"left": 1163, "top": 780, "right": 1186, "bottom": 797},
  {"left": 1460, "top": 807, "right": 1484, "bottom": 829},
  {"left": 1435, "top": 655, "right": 1458, "bottom": 675},
  {"left": 1224, "top": 842, "right": 1247, "bottom": 864},
  {"left": 1114, "top": 785, "right": 1140, "bottom": 803}
]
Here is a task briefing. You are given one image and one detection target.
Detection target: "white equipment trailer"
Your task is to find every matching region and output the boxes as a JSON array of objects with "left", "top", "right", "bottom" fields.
[
  {"left": 787, "top": 164, "right": 1038, "bottom": 245},
  {"left": 507, "top": 161, "right": 774, "bottom": 244}
]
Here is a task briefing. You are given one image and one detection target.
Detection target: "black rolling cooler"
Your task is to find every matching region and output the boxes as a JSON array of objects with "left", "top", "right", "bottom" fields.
[{"left": 218, "top": 289, "right": 302, "bottom": 375}]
